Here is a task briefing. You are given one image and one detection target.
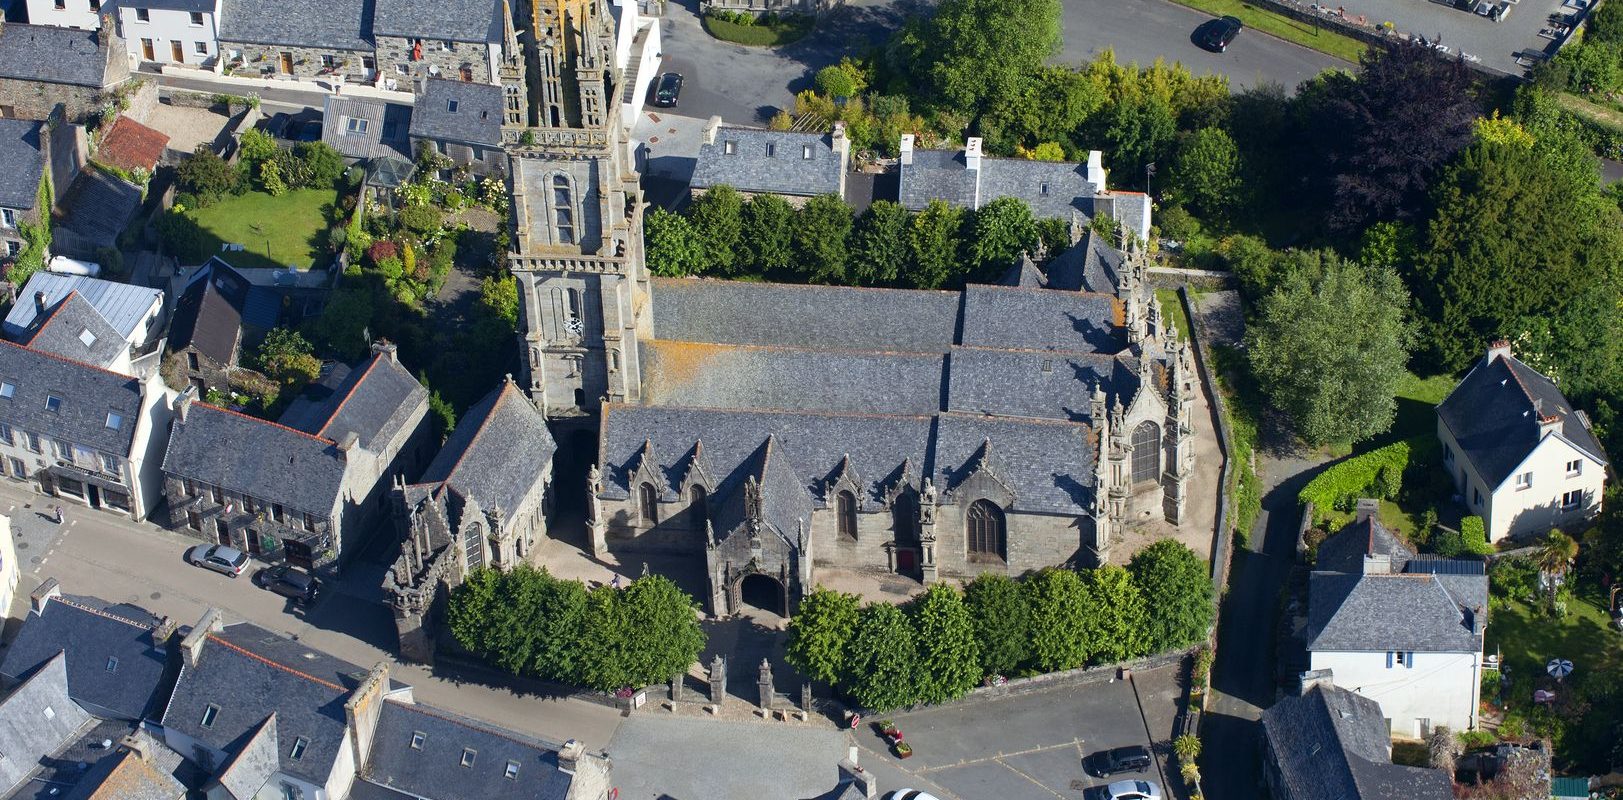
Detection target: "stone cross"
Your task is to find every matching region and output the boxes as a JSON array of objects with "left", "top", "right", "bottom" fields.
[
  {"left": 670, "top": 671, "right": 683, "bottom": 703},
  {"left": 708, "top": 655, "right": 727, "bottom": 706},
  {"left": 757, "top": 658, "right": 775, "bottom": 711}
]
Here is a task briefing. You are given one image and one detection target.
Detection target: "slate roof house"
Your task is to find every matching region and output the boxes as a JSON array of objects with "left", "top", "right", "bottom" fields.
[
  {"left": 0, "top": 339, "right": 175, "bottom": 519},
  {"left": 0, "top": 22, "right": 132, "bottom": 123},
  {"left": 322, "top": 96, "right": 412, "bottom": 162},
  {"left": 0, "top": 118, "right": 47, "bottom": 263},
  {"left": 160, "top": 341, "right": 431, "bottom": 574},
  {"left": 6, "top": 274, "right": 166, "bottom": 376},
  {"left": 689, "top": 120, "right": 850, "bottom": 206},
  {"left": 386, "top": 377, "right": 555, "bottom": 661},
  {"left": 409, "top": 78, "right": 508, "bottom": 177},
  {"left": 371, "top": 0, "right": 518, "bottom": 91},
  {"left": 1261, "top": 675, "right": 1454, "bottom": 800},
  {"left": 115, "top": 0, "right": 225, "bottom": 68},
  {"left": 215, "top": 0, "right": 374, "bottom": 83},
  {"left": 163, "top": 257, "right": 330, "bottom": 396},
  {"left": 1305, "top": 500, "right": 1489, "bottom": 738},
  {"left": 1437, "top": 340, "right": 1608, "bottom": 542}
]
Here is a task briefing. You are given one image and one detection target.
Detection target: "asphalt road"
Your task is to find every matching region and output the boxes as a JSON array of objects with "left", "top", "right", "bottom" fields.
[{"left": 657, "top": 0, "right": 1347, "bottom": 127}]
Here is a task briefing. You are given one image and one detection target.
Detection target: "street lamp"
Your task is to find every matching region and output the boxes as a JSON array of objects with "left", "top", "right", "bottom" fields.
[{"left": 1145, "top": 162, "right": 1157, "bottom": 196}]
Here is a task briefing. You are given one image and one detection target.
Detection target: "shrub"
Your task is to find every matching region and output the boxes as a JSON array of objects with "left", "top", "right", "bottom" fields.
[
  {"left": 1458, "top": 729, "right": 1496, "bottom": 750},
  {"left": 1298, "top": 439, "right": 1413, "bottom": 515},
  {"left": 1431, "top": 528, "right": 1464, "bottom": 557},
  {"left": 367, "top": 239, "right": 399, "bottom": 266},
  {"left": 292, "top": 142, "right": 345, "bottom": 189},
  {"left": 399, "top": 204, "right": 442, "bottom": 237},
  {"left": 177, "top": 147, "right": 236, "bottom": 205},
  {"left": 1460, "top": 515, "right": 1492, "bottom": 556}
]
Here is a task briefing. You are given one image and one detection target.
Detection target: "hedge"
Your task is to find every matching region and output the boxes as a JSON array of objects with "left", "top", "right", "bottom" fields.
[
  {"left": 1299, "top": 439, "right": 1413, "bottom": 516},
  {"left": 1460, "top": 515, "right": 1493, "bottom": 556}
]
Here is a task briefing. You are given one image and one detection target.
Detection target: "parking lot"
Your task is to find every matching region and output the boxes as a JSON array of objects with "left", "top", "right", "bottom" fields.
[{"left": 1325, "top": 0, "right": 1586, "bottom": 74}]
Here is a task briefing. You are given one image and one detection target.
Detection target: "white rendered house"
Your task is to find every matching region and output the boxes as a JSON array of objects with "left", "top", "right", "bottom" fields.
[
  {"left": 1437, "top": 340, "right": 1608, "bottom": 542},
  {"left": 23, "top": 0, "right": 103, "bottom": 31},
  {"left": 1305, "top": 502, "right": 1487, "bottom": 739},
  {"left": 116, "top": 0, "right": 222, "bottom": 67}
]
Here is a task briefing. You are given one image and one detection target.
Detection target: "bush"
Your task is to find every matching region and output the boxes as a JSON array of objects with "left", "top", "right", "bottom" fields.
[
  {"left": 292, "top": 141, "right": 345, "bottom": 189},
  {"left": 1157, "top": 205, "right": 1203, "bottom": 242},
  {"left": 156, "top": 210, "right": 209, "bottom": 263},
  {"left": 1460, "top": 515, "right": 1492, "bottom": 555},
  {"left": 177, "top": 147, "right": 237, "bottom": 205},
  {"left": 399, "top": 204, "right": 443, "bottom": 237},
  {"left": 1298, "top": 439, "right": 1413, "bottom": 515},
  {"left": 1458, "top": 729, "right": 1496, "bottom": 750}
]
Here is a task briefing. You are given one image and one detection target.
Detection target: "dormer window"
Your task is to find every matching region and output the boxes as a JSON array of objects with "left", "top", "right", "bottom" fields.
[
  {"left": 410, "top": 731, "right": 426, "bottom": 749},
  {"left": 505, "top": 760, "right": 520, "bottom": 779},
  {"left": 802, "top": 144, "right": 812, "bottom": 159},
  {"left": 201, "top": 704, "right": 220, "bottom": 728},
  {"left": 765, "top": 143, "right": 776, "bottom": 157},
  {"left": 45, "top": 395, "right": 61, "bottom": 412},
  {"left": 106, "top": 657, "right": 118, "bottom": 672},
  {"left": 460, "top": 748, "right": 477, "bottom": 767},
  {"left": 345, "top": 117, "right": 368, "bottom": 134},
  {"left": 290, "top": 737, "right": 308, "bottom": 760},
  {"left": 1039, "top": 182, "right": 1050, "bottom": 196}
]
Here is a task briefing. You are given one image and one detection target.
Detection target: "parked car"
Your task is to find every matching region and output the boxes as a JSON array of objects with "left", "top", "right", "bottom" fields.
[
  {"left": 1197, "top": 16, "right": 1243, "bottom": 52},
  {"left": 1086, "top": 745, "right": 1153, "bottom": 778},
  {"left": 653, "top": 72, "right": 683, "bottom": 107},
  {"left": 186, "top": 544, "right": 249, "bottom": 578},
  {"left": 259, "top": 110, "right": 323, "bottom": 142},
  {"left": 254, "top": 564, "right": 320, "bottom": 605},
  {"left": 887, "top": 792, "right": 942, "bottom": 800},
  {"left": 1084, "top": 780, "right": 1163, "bottom": 800}
]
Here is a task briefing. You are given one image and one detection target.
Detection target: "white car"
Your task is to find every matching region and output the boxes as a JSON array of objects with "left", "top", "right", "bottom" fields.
[
  {"left": 888, "top": 792, "right": 943, "bottom": 800},
  {"left": 1085, "top": 780, "right": 1163, "bottom": 800},
  {"left": 186, "top": 544, "right": 249, "bottom": 578}
]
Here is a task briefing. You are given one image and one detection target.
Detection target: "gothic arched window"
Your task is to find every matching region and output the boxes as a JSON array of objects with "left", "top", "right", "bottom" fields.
[
  {"left": 639, "top": 482, "right": 658, "bottom": 525},
  {"left": 1131, "top": 421, "right": 1161, "bottom": 484},
  {"left": 463, "top": 521, "right": 484, "bottom": 569},
  {"left": 967, "top": 500, "right": 1005, "bottom": 561},
  {"left": 690, "top": 485, "right": 708, "bottom": 531},
  {"left": 552, "top": 174, "right": 575, "bottom": 245},
  {"left": 837, "top": 490, "right": 858, "bottom": 541}
]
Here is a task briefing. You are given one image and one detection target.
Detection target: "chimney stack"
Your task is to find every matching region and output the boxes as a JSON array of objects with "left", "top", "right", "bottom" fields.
[
  {"left": 119, "top": 733, "right": 150, "bottom": 762},
  {"left": 34, "top": 290, "right": 47, "bottom": 317},
  {"left": 370, "top": 339, "right": 398, "bottom": 363},
  {"left": 336, "top": 431, "right": 361, "bottom": 461},
  {"left": 1487, "top": 339, "right": 1512, "bottom": 364},
  {"left": 1087, "top": 150, "right": 1108, "bottom": 191},
  {"left": 176, "top": 385, "right": 198, "bottom": 423},
  {"left": 1296, "top": 668, "right": 1334, "bottom": 696},
  {"left": 703, "top": 115, "right": 722, "bottom": 146},
  {"left": 345, "top": 662, "right": 391, "bottom": 764},
  {"left": 30, "top": 577, "right": 60, "bottom": 614},
  {"left": 153, "top": 615, "right": 179, "bottom": 643},
  {"left": 831, "top": 121, "right": 848, "bottom": 157},
  {"left": 180, "top": 608, "right": 224, "bottom": 669},
  {"left": 898, "top": 134, "right": 914, "bottom": 167},
  {"left": 964, "top": 137, "right": 983, "bottom": 172},
  {"left": 1354, "top": 498, "right": 1378, "bottom": 525},
  {"left": 559, "top": 739, "right": 584, "bottom": 774}
]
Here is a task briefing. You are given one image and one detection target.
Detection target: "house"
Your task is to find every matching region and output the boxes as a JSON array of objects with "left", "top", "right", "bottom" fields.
[
  {"left": 0, "top": 340, "right": 175, "bottom": 519},
  {"left": 5, "top": 272, "right": 166, "bottom": 375},
  {"left": 371, "top": 0, "right": 516, "bottom": 90},
  {"left": 898, "top": 136, "right": 1152, "bottom": 245},
  {"left": 1305, "top": 500, "right": 1488, "bottom": 737},
  {"left": 116, "top": 0, "right": 223, "bottom": 68},
  {"left": 163, "top": 258, "right": 282, "bottom": 395},
  {"left": 22, "top": 0, "right": 101, "bottom": 31},
  {"left": 162, "top": 610, "right": 613, "bottom": 800},
  {"left": 0, "top": 518, "right": 15, "bottom": 648},
  {"left": 159, "top": 342, "right": 430, "bottom": 573},
  {"left": 91, "top": 114, "right": 169, "bottom": 175},
  {"left": 1437, "top": 340, "right": 1608, "bottom": 542},
  {"left": 387, "top": 377, "right": 554, "bottom": 661},
  {"left": 1261, "top": 675, "right": 1454, "bottom": 800},
  {"left": 215, "top": 0, "right": 373, "bottom": 84},
  {"left": 321, "top": 95, "right": 411, "bottom": 162},
  {"left": 690, "top": 120, "right": 850, "bottom": 207},
  {"left": 0, "top": 23, "right": 132, "bottom": 123},
  {"left": 0, "top": 118, "right": 47, "bottom": 262},
  {"left": 608, "top": 0, "right": 660, "bottom": 127},
  {"left": 408, "top": 78, "right": 507, "bottom": 176}
]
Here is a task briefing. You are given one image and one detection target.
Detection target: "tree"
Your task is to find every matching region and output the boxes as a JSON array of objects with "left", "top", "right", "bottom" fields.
[
  {"left": 905, "top": 200, "right": 966, "bottom": 288},
  {"left": 847, "top": 200, "right": 910, "bottom": 285},
  {"left": 785, "top": 587, "right": 862, "bottom": 686},
  {"left": 963, "top": 572, "right": 1029, "bottom": 676},
  {"left": 1534, "top": 529, "right": 1579, "bottom": 606},
  {"left": 910, "top": 584, "right": 981, "bottom": 704},
  {"left": 254, "top": 327, "right": 321, "bottom": 387},
  {"left": 177, "top": 146, "right": 237, "bottom": 205},
  {"left": 574, "top": 585, "right": 633, "bottom": 691},
  {"left": 303, "top": 281, "right": 375, "bottom": 360},
  {"left": 446, "top": 567, "right": 503, "bottom": 658},
  {"left": 743, "top": 194, "right": 795, "bottom": 274},
  {"left": 688, "top": 185, "right": 745, "bottom": 275},
  {"left": 967, "top": 196, "right": 1038, "bottom": 281},
  {"left": 814, "top": 58, "right": 867, "bottom": 100},
  {"left": 843, "top": 603, "right": 921, "bottom": 711},
  {"left": 1080, "top": 565, "right": 1147, "bottom": 663},
  {"left": 792, "top": 193, "right": 853, "bottom": 284},
  {"left": 1170, "top": 127, "right": 1242, "bottom": 222},
  {"left": 619, "top": 575, "right": 706, "bottom": 687},
  {"left": 1099, "top": 92, "right": 1177, "bottom": 188},
  {"left": 399, "top": 204, "right": 442, "bottom": 237},
  {"left": 644, "top": 207, "right": 705, "bottom": 277},
  {"left": 292, "top": 142, "right": 346, "bottom": 189},
  {"left": 1246, "top": 256, "right": 1412, "bottom": 447},
  {"left": 1025, "top": 568, "right": 1090, "bottom": 672},
  {"left": 901, "top": 0, "right": 1061, "bottom": 116},
  {"left": 1128, "top": 539, "right": 1214, "bottom": 653}
]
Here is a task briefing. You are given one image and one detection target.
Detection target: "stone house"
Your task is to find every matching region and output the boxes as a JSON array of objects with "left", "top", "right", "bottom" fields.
[
  {"left": 1305, "top": 501, "right": 1488, "bottom": 738},
  {"left": 159, "top": 342, "right": 431, "bottom": 574},
  {"left": 0, "top": 22, "right": 132, "bottom": 124},
  {"left": 0, "top": 118, "right": 46, "bottom": 262},
  {"left": 387, "top": 377, "right": 554, "bottom": 662},
  {"left": 215, "top": 0, "right": 374, "bottom": 84},
  {"left": 0, "top": 339, "right": 174, "bottom": 520},
  {"left": 408, "top": 78, "right": 508, "bottom": 177},
  {"left": 321, "top": 95, "right": 410, "bottom": 162},
  {"left": 372, "top": 0, "right": 516, "bottom": 91},
  {"left": 689, "top": 119, "right": 849, "bottom": 207},
  {"left": 163, "top": 258, "right": 264, "bottom": 396},
  {"left": 1436, "top": 340, "right": 1609, "bottom": 542}
]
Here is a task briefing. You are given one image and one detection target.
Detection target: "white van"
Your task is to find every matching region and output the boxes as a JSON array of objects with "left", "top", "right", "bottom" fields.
[{"left": 46, "top": 255, "right": 101, "bottom": 277}]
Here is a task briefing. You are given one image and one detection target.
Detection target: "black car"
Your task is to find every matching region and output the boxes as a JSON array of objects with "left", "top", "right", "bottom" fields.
[
  {"left": 255, "top": 564, "right": 320, "bottom": 605},
  {"left": 653, "top": 72, "right": 683, "bottom": 108},
  {"left": 1198, "top": 16, "right": 1243, "bottom": 52},
  {"left": 1086, "top": 745, "right": 1153, "bottom": 778}
]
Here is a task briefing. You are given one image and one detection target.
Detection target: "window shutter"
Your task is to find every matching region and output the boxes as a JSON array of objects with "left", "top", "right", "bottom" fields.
[
  {"left": 1406, "top": 652, "right": 1414, "bottom": 669},
  {"left": 1386, "top": 651, "right": 1394, "bottom": 668}
]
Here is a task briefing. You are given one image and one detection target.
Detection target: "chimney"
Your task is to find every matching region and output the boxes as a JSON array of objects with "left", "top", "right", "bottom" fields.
[
  {"left": 1487, "top": 339, "right": 1512, "bottom": 364},
  {"left": 176, "top": 385, "right": 198, "bottom": 423},
  {"left": 1354, "top": 498, "right": 1378, "bottom": 525},
  {"left": 1362, "top": 552, "right": 1391, "bottom": 575},
  {"left": 559, "top": 739, "right": 584, "bottom": 774},
  {"left": 336, "top": 431, "right": 360, "bottom": 461},
  {"left": 30, "top": 577, "right": 61, "bottom": 613},
  {"left": 838, "top": 745, "right": 877, "bottom": 798},
  {"left": 119, "top": 733, "right": 151, "bottom": 762},
  {"left": 1087, "top": 150, "right": 1108, "bottom": 190},
  {"left": 964, "top": 137, "right": 983, "bottom": 172},
  {"left": 1539, "top": 411, "right": 1564, "bottom": 438},
  {"left": 33, "top": 290, "right": 47, "bottom": 317},
  {"left": 181, "top": 608, "right": 224, "bottom": 669},
  {"left": 370, "top": 339, "right": 398, "bottom": 363},
  {"left": 703, "top": 115, "right": 722, "bottom": 146},
  {"left": 153, "top": 615, "right": 179, "bottom": 644},
  {"left": 344, "top": 662, "right": 391, "bottom": 764},
  {"left": 898, "top": 133, "right": 914, "bottom": 166},
  {"left": 1296, "top": 668, "right": 1334, "bottom": 696},
  {"left": 831, "top": 121, "right": 848, "bottom": 157}
]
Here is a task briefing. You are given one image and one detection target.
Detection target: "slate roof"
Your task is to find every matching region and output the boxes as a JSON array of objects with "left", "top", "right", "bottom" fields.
[
  {"left": 691, "top": 128, "right": 844, "bottom": 197},
  {"left": 409, "top": 80, "right": 503, "bottom": 148},
  {"left": 1261, "top": 683, "right": 1453, "bottom": 800},
  {"left": 945, "top": 347, "right": 1135, "bottom": 423},
  {"left": 417, "top": 381, "right": 553, "bottom": 518},
  {"left": 359, "top": 701, "right": 575, "bottom": 800},
  {"left": 213, "top": 714, "right": 278, "bottom": 800},
  {"left": 1306, "top": 572, "right": 1482, "bottom": 653},
  {"left": 0, "top": 340, "right": 144, "bottom": 457},
  {"left": 322, "top": 97, "right": 411, "bottom": 161},
  {"left": 650, "top": 278, "right": 960, "bottom": 353},
  {"left": 216, "top": 0, "right": 371, "bottom": 50},
  {"left": 998, "top": 253, "right": 1046, "bottom": 289},
  {"left": 1094, "top": 192, "right": 1151, "bottom": 244},
  {"left": 0, "top": 119, "right": 45, "bottom": 210},
  {"left": 0, "top": 24, "right": 116, "bottom": 88},
  {"left": 0, "top": 654, "right": 94, "bottom": 799},
  {"left": 1314, "top": 516, "right": 1415, "bottom": 575},
  {"left": 1437, "top": 350, "right": 1609, "bottom": 489},
  {"left": 0, "top": 593, "right": 170, "bottom": 722},
  {"left": 278, "top": 350, "right": 426, "bottom": 452},
  {"left": 160, "top": 622, "right": 381, "bottom": 788},
  {"left": 898, "top": 147, "right": 1098, "bottom": 218},
  {"left": 373, "top": 0, "right": 501, "bottom": 42},
  {"left": 958, "top": 284, "right": 1123, "bottom": 352},
  {"left": 161, "top": 403, "right": 348, "bottom": 516},
  {"left": 933, "top": 412, "right": 1096, "bottom": 515},
  {"left": 122, "top": 0, "right": 215, "bottom": 12},
  {"left": 55, "top": 168, "right": 144, "bottom": 253},
  {"left": 94, "top": 116, "right": 169, "bottom": 174},
  {"left": 167, "top": 259, "right": 250, "bottom": 366},
  {"left": 65, "top": 744, "right": 188, "bottom": 800},
  {"left": 640, "top": 341, "right": 945, "bottom": 416},
  {"left": 5, "top": 272, "right": 163, "bottom": 343},
  {"left": 712, "top": 435, "right": 814, "bottom": 542},
  {"left": 1046, "top": 229, "right": 1127, "bottom": 294},
  {"left": 22, "top": 292, "right": 128, "bottom": 369},
  {"left": 898, "top": 149, "right": 977, "bottom": 210}
]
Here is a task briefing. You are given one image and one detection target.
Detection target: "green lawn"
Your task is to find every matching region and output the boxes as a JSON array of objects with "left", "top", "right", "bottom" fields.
[
  {"left": 187, "top": 188, "right": 339, "bottom": 270},
  {"left": 1488, "top": 594, "right": 1620, "bottom": 681},
  {"left": 1166, "top": 0, "right": 1368, "bottom": 63},
  {"left": 702, "top": 13, "right": 813, "bottom": 47},
  {"left": 1156, "top": 288, "right": 1192, "bottom": 342}
]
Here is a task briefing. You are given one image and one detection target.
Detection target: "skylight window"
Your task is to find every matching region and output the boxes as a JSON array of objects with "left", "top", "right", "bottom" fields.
[
  {"left": 106, "top": 657, "right": 119, "bottom": 672},
  {"left": 505, "top": 760, "right": 520, "bottom": 780},
  {"left": 43, "top": 706, "right": 54, "bottom": 720},
  {"left": 290, "top": 737, "right": 308, "bottom": 760},
  {"left": 45, "top": 395, "right": 61, "bottom": 412},
  {"left": 448, "top": 99, "right": 460, "bottom": 113},
  {"left": 106, "top": 412, "right": 123, "bottom": 430},
  {"left": 201, "top": 704, "right": 220, "bottom": 728},
  {"left": 0, "top": 382, "right": 13, "bottom": 398},
  {"left": 460, "top": 748, "right": 477, "bottom": 767},
  {"left": 410, "top": 731, "right": 426, "bottom": 749},
  {"left": 79, "top": 328, "right": 96, "bottom": 347}
]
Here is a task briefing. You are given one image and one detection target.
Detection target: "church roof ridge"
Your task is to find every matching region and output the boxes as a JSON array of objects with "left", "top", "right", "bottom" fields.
[{"left": 601, "top": 400, "right": 938, "bottom": 423}]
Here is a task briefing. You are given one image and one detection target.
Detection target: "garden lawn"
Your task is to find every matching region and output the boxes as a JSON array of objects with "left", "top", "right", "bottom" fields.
[
  {"left": 187, "top": 188, "right": 339, "bottom": 271},
  {"left": 702, "top": 14, "right": 813, "bottom": 46},
  {"left": 1486, "top": 594, "right": 1620, "bottom": 683},
  {"left": 1166, "top": 0, "right": 1367, "bottom": 62},
  {"left": 1156, "top": 288, "right": 1192, "bottom": 342}
]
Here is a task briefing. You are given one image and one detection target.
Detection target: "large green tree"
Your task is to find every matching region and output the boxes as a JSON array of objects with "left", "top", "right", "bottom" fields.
[
  {"left": 644, "top": 208, "right": 705, "bottom": 277},
  {"left": 255, "top": 327, "right": 322, "bottom": 387},
  {"left": 619, "top": 575, "right": 706, "bottom": 686},
  {"left": 688, "top": 185, "right": 745, "bottom": 275},
  {"left": 1025, "top": 568, "right": 1090, "bottom": 672},
  {"left": 905, "top": 199, "right": 966, "bottom": 288},
  {"left": 1080, "top": 565, "right": 1148, "bottom": 664},
  {"left": 1128, "top": 539, "right": 1214, "bottom": 653},
  {"left": 967, "top": 196, "right": 1038, "bottom": 281},
  {"left": 1246, "top": 255, "right": 1413, "bottom": 447},
  {"left": 1099, "top": 92, "right": 1177, "bottom": 189},
  {"left": 963, "top": 572, "right": 1029, "bottom": 676},
  {"left": 898, "top": 0, "right": 1061, "bottom": 117},
  {"left": 843, "top": 603, "right": 921, "bottom": 711},
  {"left": 743, "top": 193, "right": 796, "bottom": 275},
  {"left": 575, "top": 585, "right": 634, "bottom": 691},
  {"left": 792, "top": 194, "right": 854, "bottom": 284},
  {"left": 785, "top": 587, "right": 862, "bottom": 686},
  {"left": 910, "top": 584, "right": 981, "bottom": 704},
  {"left": 848, "top": 200, "right": 911, "bottom": 285},
  {"left": 1170, "top": 127, "right": 1242, "bottom": 222}
]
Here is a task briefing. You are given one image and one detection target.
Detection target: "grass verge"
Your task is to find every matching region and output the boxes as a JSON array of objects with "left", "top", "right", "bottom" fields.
[
  {"left": 1555, "top": 90, "right": 1623, "bottom": 135},
  {"left": 1165, "top": 0, "right": 1368, "bottom": 63},
  {"left": 1156, "top": 288, "right": 1193, "bottom": 342},
  {"left": 187, "top": 188, "right": 339, "bottom": 270},
  {"left": 702, "top": 14, "right": 814, "bottom": 47}
]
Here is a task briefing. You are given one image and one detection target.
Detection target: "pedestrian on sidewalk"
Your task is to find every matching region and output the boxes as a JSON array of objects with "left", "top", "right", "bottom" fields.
[{"left": 53, "top": 505, "right": 63, "bottom": 524}]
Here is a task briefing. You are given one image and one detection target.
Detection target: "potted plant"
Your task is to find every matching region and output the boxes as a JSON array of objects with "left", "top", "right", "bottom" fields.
[
  {"left": 894, "top": 741, "right": 913, "bottom": 759},
  {"left": 876, "top": 719, "right": 896, "bottom": 737}
]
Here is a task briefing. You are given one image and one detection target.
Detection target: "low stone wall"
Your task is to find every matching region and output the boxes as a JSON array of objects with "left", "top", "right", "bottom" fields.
[
  {"left": 1148, "top": 266, "right": 1236, "bottom": 291},
  {"left": 433, "top": 650, "right": 652, "bottom": 712},
  {"left": 1246, "top": 0, "right": 1520, "bottom": 80},
  {"left": 1178, "top": 285, "right": 1235, "bottom": 604},
  {"left": 952, "top": 648, "right": 1191, "bottom": 706}
]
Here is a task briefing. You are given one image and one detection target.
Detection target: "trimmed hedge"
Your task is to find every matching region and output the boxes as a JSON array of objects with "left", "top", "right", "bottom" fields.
[
  {"left": 702, "top": 11, "right": 812, "bottom": 46},
  {"left": 1299, "top": 439, "right": 1413, "bottom": 515},
  {"left": 1460, "top": 515, "right": 1493, "bottom": 556}
]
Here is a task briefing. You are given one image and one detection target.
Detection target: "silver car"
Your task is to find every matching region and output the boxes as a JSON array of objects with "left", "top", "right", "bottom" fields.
[
  {"left": 1085, "top": 780, "right": 1163, "bottom": 800},
  {"left": 187, "top": 544, "right": 249, "bottom": 578}
]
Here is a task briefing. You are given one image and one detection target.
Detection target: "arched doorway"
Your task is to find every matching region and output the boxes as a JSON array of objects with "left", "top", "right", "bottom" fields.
[
  {"left": 738, "top": 573, "right": 786, "bottom": 616},
  {"left": 1131, "top": 421, "right": 1161, "bottom": 484}
]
